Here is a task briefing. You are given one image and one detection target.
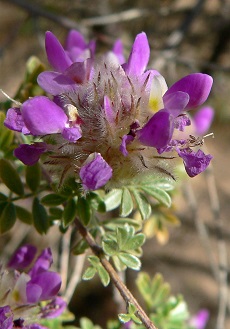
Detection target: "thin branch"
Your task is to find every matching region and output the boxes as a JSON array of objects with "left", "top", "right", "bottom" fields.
[
  {"left": 59, "top": 227, "right": 71, "bottom": 293},
  {"left": 75, "top": 218, "right": 158, "bottom": 329}
]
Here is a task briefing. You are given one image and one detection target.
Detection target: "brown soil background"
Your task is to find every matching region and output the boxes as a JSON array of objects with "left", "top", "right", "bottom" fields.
[{"left": 0, "top": 1, "right": 230, "bottom": 329}]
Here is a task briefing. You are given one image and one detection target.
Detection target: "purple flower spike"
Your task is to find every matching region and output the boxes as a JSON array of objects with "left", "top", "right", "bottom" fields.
[
  {"left": 178, "top": 148, "right": 212, "bottom": 177},
  {"left": 123, "top": 32, "right": 150, "bottom": 75},
  {"left": 26, "top": 271, "right": 62, "bottom": 303},
  {"left": 193, "top": 106, "right": 214, "bottom": 135},
  {"left": 80, "top": 153, "right": 112, "bottom": 190},
  {"left": 14, "top": 143, "right": 47, "bottom": 166},
  {"left": 7, "top": 244, "right": 37, "bottom": 270},
  {"left": 21, "top": 96, "right": 67, "bottom": 135},
  {"left": 137, "top": 109, "right": 174, "bottom": 149},
  {"left": 45, "top": 31, "right": 72, "bottom": 72},
  {"left": 165, "top": 73, "right": 213, "bottom": 109}
]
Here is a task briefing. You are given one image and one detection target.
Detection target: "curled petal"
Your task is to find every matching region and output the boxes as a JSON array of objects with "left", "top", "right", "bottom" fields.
[
  {"left": 21, "top": 96, "right": 67, "bottom": 135},
  {"left": 119, "top": 135, "right": 134, "bottom": 156},
  {"left": 45, "top": 31, "right": 72, "bottom": 72},
  {"left": 123, "top": 32, "right": 150, "bottom": 75},
  {"left": 165, "top": 73, "right": 213, "bottom": 109},
  {"left": 14, "top": 143, "right": 47, "bottom": 166},
  {"left": 4, "top": 107, "right": 30, "bottom": 134},
  {"left": 62, "top": 126, "right": 82, "bottom": 142},
  {"left": 193, "top": 106, "right": 214, "bottom": 135},
  {"left": 27, "top": 271, "right": 62, "bottom": 302},
  {"left": 137, "top": 109, "right": 174, "bottom": 149},
  {"left": 41, "top": 297, "right": 67, "bottom": 319},
  {"left": 37, "top": 71, "right": 75, "bottom": 95},
  {"left": 163, "top": 91, "right": 189, "bottom": 117},
  {"left": 30, "top": 248, "right": 53, "bottom": 277},
  {"left": 178, "top": 148, "right": 212, "bottom": 177},
  {"left": 80, "top": 153, "right": 112, "bottom": 190},
  {"left": 7, "top": 244, "right": 37, "bottom": 270}
]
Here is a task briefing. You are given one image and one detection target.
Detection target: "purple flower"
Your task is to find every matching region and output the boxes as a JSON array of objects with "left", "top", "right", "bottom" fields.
[
  {"left": 80, "top": 153, "right": 113, "bottom": 190},
  {"left": 177, "top": 148, "right": 212, "bottom": 177},
  {"left": 4, "top": 30, "right": 214, "bottom": 187},
  {"left": 189, "top": 309, "right": 209, "bottom": 329},
  {"left": 7, "top": 245, "right": 37, "bottom": 270},
  {"left": 0, "top": 306, "right": 13, "bottom": 329},
  {"left": 193, "top": 106, "right": 214, "bottom": 135}
]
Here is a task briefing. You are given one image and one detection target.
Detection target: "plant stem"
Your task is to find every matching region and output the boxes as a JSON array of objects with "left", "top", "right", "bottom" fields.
[{"left": 75, "top": 218, "right": 158, "bottom": 329}]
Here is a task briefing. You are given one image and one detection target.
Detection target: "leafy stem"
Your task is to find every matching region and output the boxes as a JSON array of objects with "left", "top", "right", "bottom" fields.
[{"left": 75, "top": 217, "right": 158, "bottom": 329}]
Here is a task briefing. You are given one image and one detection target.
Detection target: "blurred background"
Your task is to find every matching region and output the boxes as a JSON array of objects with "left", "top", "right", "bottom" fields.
[{"left": 0, "top": 1, "right": 230, "bottom": 328}]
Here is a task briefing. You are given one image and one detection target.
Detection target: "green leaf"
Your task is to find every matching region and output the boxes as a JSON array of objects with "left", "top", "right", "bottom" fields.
[
  {"left": 122, "top": 234, "right": 145, "bottom": 251},
  {"left": 25, "top": 162, "right": 41, "bottom": 192},
  {"left": 41, "top": 194, "right": 66, "bottom": 206},
  {"left": 141, "top": 186, "right": 171, "bottom": 207},
  {"left": 32, "top": 197, "right": 49, "bottom": 234},
  {"left": 0, "top": 193, "right": 7, "bottom": 202},
  {"left": 0, "top": 202, "right": 16, "bottom": 234},
  {"left": 0, "top": 112, "right": 14, "bottom": 151},
  {"left": 104, "top": 189, "right": 122, "bottom": 211},
  {"left": 102, "top": 239, "right": 119, "bottom": 256},
  {"left": 151, "top": 177, "right": 175, "bottom": 191},
  {"left": 104, "top": 217, "right": 142, "bottom": 231},
  {"left": 15, "top": 205, "right": 33, "bottom": 225},
  {"left": 112, "top": 255, "right": 126, "bottom": 272},
  {"left": 118, "top": 252, "right": 141, "bottom": 270},
  {"left": 0, "top": 159, "right": 24, "bottom": 196},
  {"left": 118, "top": 314, "right": 131, "bottom": 323},
  {"left": 120, "top": 188, "right": 133, "bottom": 217},
  {"left": 132, "top": 189, "right": 151, "bottom": 220},
  {"left": 117, "top": 226, "right": 130, "bottom": 250},
  {"left": 63, "top": 198, "right": 77, "bottom": 227},
  {"left": 128, "top": 303, "right": 136, "bottom": 314},
  {"left": 76, "top": 197, "right": 91, "bottom": 226},
  {"left": 72, "top": 239, "right": 89, "bottom": 255},
  {"left": 82, "top": 266, "right": 97, "bottom": 281},
  {"left": 97, "top": 265, "right": 110, "bottom": 286},
  {"left": 88, "top": 255, "right": 100, "bottom": 267},
  {"left": 49, "top": 207, "right": 63, "bottom": 219}
]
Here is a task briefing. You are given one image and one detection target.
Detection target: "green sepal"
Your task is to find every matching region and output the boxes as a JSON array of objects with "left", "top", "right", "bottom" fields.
[
  {"left": 25, "top": 162, "right": 41, "bottom": 192},
  {"left": 0, "top": 159, "right": 24, "bottom": 196},
  {"left": 15, "top": 205, "right": 33, "bottom": 225},
  {"left": 0, "top": 202, "right": 16, "bottom": 234},
  {"left": 32, "top": 197, "right": 49, "bottom": 234}
]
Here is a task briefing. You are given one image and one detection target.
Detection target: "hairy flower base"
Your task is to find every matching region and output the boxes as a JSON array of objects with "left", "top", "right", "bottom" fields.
[{"left": 4, "top": 30, "right": 214, "bottom": 190}]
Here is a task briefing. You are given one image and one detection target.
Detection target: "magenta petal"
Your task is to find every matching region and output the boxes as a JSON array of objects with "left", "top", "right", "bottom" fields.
[
  {"left": 62, "top": 126, "right": 82, "bottom": 142},
  {"left": 123, "top": 32, "right": 150, "bottom": 75},
  {"left": 21, "top": 96, "right": 67, "bottom": 135},
  {"left": 165, "top": 73, "right": 213, "bottom": 109},
  {"left": 65, "top": 59, "right": 93, "bottom": 83},
  {"left": 112, "top": 39, "right": 125, "bottom": 64},
  {"left": 45, "top": 31, "right": 72, "bottom": 72},
  {"left": 30, "top": 248, "right": 53, "bottom": 277},
  {"left": 119, "top": 135, "right": 134, "bottom": 156},
  {"left": 65, "top": 30, "right": 86, "bottom": 50},
  {"left": 37, "top": 71, "right": 75, "bottom": 95},
  {"left": 26, "top": 283, "right": 42, "bottom": 303},
  {"left": 0, "top": 306, "right": 13, "bottom": 329},
  {"left": 27, "top": 271, "right": 62, "bottom": 302},
  {"left": 14, "top": 143, "right": 47, "bottom": 166},
  {"left": 137, "top": 109, "right": 174, "bottom": 149},
  {"left": 163, "top": 91, "right": 189, "bottom": 117},
  {"left": 4, "top": 107, "right": 29, "bottom": 134},
  {"left": 7, "top": 244, "right": 37, "bottom": 270},
  {"left": 178, "top": 148, "right": 212, "bottom": 177},
  {"left": 41, "top": 297, "right": 67, "bottom": 319},
  {"left": 80, "top": 153, "right": 112, "bottom": 190},
  {"left": 193, "top": 106, "right": 214, "bottom": 135}
]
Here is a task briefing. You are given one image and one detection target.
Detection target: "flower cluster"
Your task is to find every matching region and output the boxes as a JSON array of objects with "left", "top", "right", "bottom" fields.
[
  {"left": 0, "top": 245, "right": 66, "bottom": 328},
  {"left": 4, "top": 30, "right": 213, "bottom": 190}
]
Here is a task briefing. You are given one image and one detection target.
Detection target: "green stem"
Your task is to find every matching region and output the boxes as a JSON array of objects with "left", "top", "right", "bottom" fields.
[{"left": 75, "top": 218, "right": 158, "bottom": 329}]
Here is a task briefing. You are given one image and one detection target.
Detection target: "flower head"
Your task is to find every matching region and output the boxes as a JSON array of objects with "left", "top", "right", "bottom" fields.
[
  {"left": 0, "top": 245, "right": 65, "bottom": 329},
  {"left": 4, "top": 30, "right": 213, "bottom": 190}
]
